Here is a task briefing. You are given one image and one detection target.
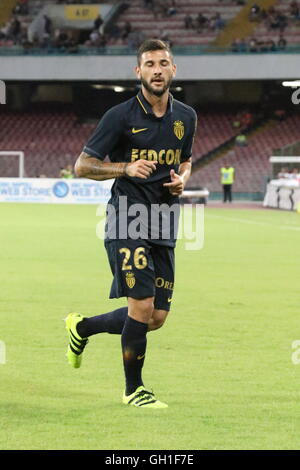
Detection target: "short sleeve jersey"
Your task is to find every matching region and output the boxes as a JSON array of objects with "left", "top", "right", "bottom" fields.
[{"left": 83, "top": 91, "right": 197, "bottom": 247}]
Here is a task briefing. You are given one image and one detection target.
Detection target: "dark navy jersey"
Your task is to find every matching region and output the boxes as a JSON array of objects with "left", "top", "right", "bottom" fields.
[{"left": 83, "top": 91, "right": 197, "bottom": 246}]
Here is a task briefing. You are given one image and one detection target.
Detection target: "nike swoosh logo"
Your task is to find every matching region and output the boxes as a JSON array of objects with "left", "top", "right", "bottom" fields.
[
  {"left": 132, "top": 127, "right": 148, "bottom": 134},
  {"left": 167, "top": 297, "right": 172, "bottom": 303},
  {"left": 137, "top": 354, "right": 145, "bottom": 360}
]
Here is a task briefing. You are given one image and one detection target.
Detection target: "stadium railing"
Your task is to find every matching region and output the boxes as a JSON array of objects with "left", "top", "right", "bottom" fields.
[{"left": 1, "top": 44, "right": 300, "bottom": 56}]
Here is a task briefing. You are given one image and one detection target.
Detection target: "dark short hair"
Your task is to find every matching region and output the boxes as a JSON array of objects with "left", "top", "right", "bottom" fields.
[{"left": 137, "top": 39, "right": 173, "bottom": 65}]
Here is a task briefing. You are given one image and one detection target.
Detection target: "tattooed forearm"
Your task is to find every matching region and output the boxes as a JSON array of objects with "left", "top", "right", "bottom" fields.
[{"left": 74, "top": 153, "right": 129, "bottom": 181}]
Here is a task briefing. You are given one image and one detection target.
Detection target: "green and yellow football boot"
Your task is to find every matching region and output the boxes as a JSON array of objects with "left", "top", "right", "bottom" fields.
[
  {"left": 65, "top": 313, "right": 88, "bottom": 369},
  {"left": 123, "top": 386, "right": 168, "bottom": 409}
]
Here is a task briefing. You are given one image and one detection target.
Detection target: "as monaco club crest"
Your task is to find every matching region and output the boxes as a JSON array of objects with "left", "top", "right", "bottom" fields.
[
  {"left": 125, "top": 272, "right": 136, "bottom": 289},
  {"left": 173, "top": 120, "right": 184, "bottom": 140}
]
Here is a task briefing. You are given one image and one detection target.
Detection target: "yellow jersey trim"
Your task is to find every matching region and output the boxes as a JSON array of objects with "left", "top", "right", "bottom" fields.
[{"left": 136, "top": 95, "right": 148, "bottom": 114}]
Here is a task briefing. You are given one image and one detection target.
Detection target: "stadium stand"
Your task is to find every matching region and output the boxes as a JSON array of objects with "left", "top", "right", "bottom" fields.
[
  {"left": 0, "top": 0, "right": 246, "bottom": 51},
  {"left": 192, "top": 111, "right": 239, "bottom": 156},
  {"left": 1, "top": 2, "right": 300, "bottom": 198},
  {"left": 248, "top": 0, "right": 300, "bottom": 47},
  {"left": 225, "top": 0, "right": 300, "bottom": 52},
  {"left": 188, "top": 112, "right": 300, "bottom": 195},
  {"left": 110, "top": 0, "right": 244, "bottom": 47},
  {"left": 2, "top": 101, "right": 299, "bottom": 199},
  {"left": 0, "top": 105, "right": 95, "bottom": 177},
  {"left": 0, "top": 103, "right": 249, "bottom": 178},
  {"left": 1, "top": 0, "right": 300, "bottom": 52},
  {"left": 0, "top": 0, "right": 113, "bottom": 50},
  {"left": 0, "top": 0, "right": 45, "bottom": 48}
]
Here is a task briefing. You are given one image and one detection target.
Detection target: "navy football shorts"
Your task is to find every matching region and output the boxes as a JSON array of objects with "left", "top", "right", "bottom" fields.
[{"left": 105, "top": 239, "right": 175, "bottom": 311}]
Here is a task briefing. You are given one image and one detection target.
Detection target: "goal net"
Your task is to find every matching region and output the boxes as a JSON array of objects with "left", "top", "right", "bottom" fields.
[{"left": 0, "top": 151, "right": 25, "bottom": 177}]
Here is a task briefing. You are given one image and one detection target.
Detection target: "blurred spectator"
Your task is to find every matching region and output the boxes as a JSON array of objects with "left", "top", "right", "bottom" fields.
[
  {"left": 10, "top": 16, "right": 21, "bottom": 41},
  {"left": 85, "top": 30, "right": 107, "bottom": 47},
  {"left": 241, "top": 110, "right": 254, "bottom": 128},
  {"left": 267, "top": 12, "right": 277, "bottom": 29},
  {"left": 277, "top": 167, "right": 289, "bottom": 178},
  {"left": 0, "top": 20, "right": 11, "bottom": 38},
  {"left": 98, "top": 34, "right": 107, "bottom": 48},
  {"left": 259, "top": 39, "right": 276, "bottom": 52},
  {"left": 207, "top": 15, "right": 215, "bottom": 30},
  {"left": 231, "top": 37, "right": 247, "bottom": 52},
  {"left": 167, "top": 5, "right": 177, "bottom": 16},
  {"left": 235, "top": 133, "right": 248, "bottom": 146},
  {"left": 13, "top": 0, "right": 29, "bottom": 15},
  {"left": 184, "top": 14, "right": 193, "bottom": 29},
  {"left": 278, "top": 167, "right": 299, "bottom": 179},
  {"left": 249, "top": 37, "right": 258, "bottom": 52},
  {"left": 249, "top": 3, "right": 261, "bottom": 21},
  {"left": 277, "top": 35, "right": 287, "bottom": 50},
  {"left": 60, "top": 165, "right": 74, "bottom": 179},
  {"left": 143, "top": 0, "right": 154, "bottom": 8},
  {"left": 122, "top": 21, "right": 132, "bottom": 40},
  {"left": 196, "top": 13, "right": 208, "bottom": 33},
  {"left": 53, "top": 29, "right": 76, "bottom": 51},
  {"left": 213, "top": 13, "right": 225, "bottom": 31},
  {"left": 232, "top": 112, "right": 242, "bottom": 128},
  {"left": 43, "top": 15, "right": 52, "bottom": 36},
  {"left": 231, "top": 33, "right": 288, "bottom": 54},
  {"left": 289, "top": 1, "right": 300, "bottom": 19},
  {"left": 268, "top": 39, "right": 277, "bottom": 52},
  {"left": 220, "top": 163, "right": 235, "bottom": 203},
  {"left": 40, "top": 32, "right": 51, "bottom": 49},
  {"left": 89, "top": 29, "right": 100, "bottom": 44},
  {"left": 94, "top": 14, "right": 103, "bottom": 31},
  {"left": 278, "top": 12, "right": 288, "bottom": 32},
  {"left": 273, "top": 109, "right": 286, "bottom": 120},
  {"left": 239, "top": 38, "right": 247, "bottom": 52},
  {"left": 267, "top": 10, "right": 287, "bottom": 32},
  {"left": 85, "top": 29, "right": 107, "bottom": 48},
  {"left": 231, "top": 37, "right": 239, "bottom": 52}
]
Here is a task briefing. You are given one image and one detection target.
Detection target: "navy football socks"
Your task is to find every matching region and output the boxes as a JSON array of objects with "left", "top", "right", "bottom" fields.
[
  {"left": 121, "top": 316, "right": 148, "bottom": 396},
  {"left": 76, "top": 306, "right": 128, "bottom": 337},
  {"left": 76, "top": 309, "right": 148, "bottom": 395}
]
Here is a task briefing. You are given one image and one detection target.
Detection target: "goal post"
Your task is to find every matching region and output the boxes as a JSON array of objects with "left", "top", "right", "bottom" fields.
[{"left": 0, "top": 151, "right": 25, "bottom": 177}]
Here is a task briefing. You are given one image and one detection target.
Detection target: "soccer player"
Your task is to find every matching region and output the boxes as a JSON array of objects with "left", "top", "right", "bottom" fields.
[{"left": 65, "top": 39, "right": 197, "bottom": 408}]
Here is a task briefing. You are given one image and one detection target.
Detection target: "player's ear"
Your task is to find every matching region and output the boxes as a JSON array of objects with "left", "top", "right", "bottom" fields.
[
  {"left": 135, "top": 65, "right": 141, "bottom": 80},
  {"left": 172, "top": 63, "right": 177, "bottom": 78}
]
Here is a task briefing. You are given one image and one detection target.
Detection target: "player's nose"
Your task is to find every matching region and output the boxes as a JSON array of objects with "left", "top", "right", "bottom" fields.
[
  {"left": 152, "top": 71, "right": 163, "bottom": 81},
  {"left": 153, "top": 65, "right": 163, "bottom": 75}
]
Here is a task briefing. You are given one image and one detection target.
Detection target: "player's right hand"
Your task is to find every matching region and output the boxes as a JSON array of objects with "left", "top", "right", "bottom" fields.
[{"left": 125, "top": 160, "right": 158, "bottom": 179}]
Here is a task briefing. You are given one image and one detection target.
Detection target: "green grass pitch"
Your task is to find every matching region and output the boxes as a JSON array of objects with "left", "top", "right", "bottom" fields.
[{"left": 0, "top": 202, "right": 299, "bottom": 450}]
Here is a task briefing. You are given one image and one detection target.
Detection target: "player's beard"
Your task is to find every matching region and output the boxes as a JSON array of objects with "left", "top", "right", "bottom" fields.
[{"left": 141, "top": 75, "right": 173, "bottom": 97}]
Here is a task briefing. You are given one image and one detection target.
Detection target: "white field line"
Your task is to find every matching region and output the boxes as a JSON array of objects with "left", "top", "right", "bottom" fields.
[{"left": 206, "top": 214, "right": 300, "bottom": 231}]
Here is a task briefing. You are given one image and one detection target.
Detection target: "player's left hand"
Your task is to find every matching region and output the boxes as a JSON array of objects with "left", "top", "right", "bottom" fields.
[{"left": 163, "top": 169, "right": 184, "bottom": 196}]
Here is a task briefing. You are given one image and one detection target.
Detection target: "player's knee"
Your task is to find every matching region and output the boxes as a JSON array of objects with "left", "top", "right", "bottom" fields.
[
  {"left": 140, "top": 297, "right": 155, "bottom": 316},
  {"left": 149, "top": 318, "right": 165, "bottom": 331},
  {"left": 148, "top": 309, "right": 168, "bottom": 331},
  {"left": 128, "top": 297, "right": 154, "bottom": 323}
]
